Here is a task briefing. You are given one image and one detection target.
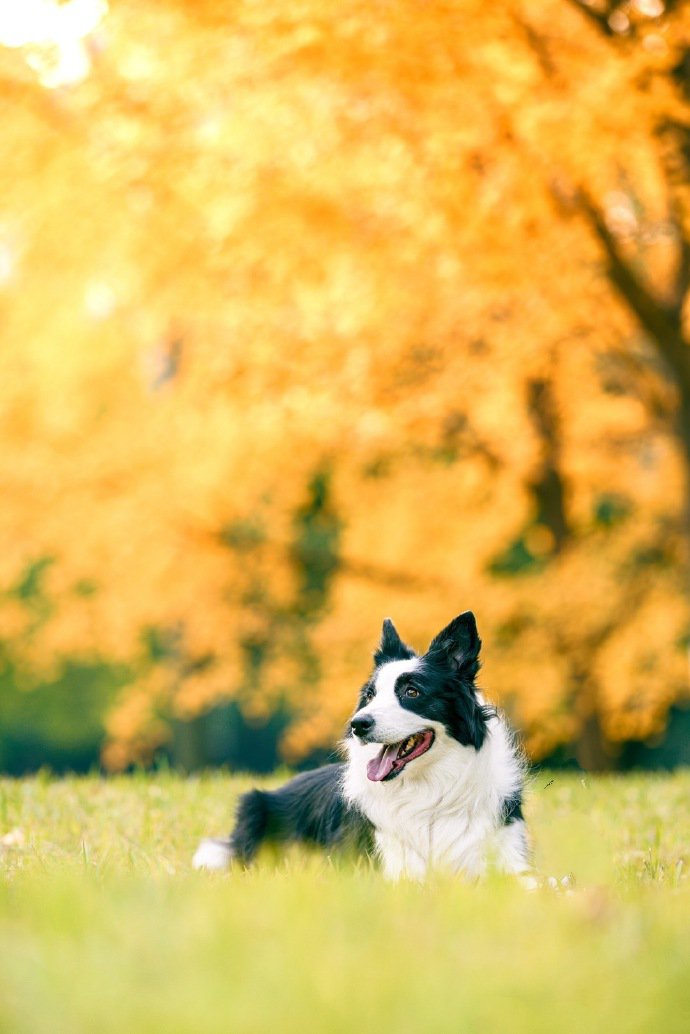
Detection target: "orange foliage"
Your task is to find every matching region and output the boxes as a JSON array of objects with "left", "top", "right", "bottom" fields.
[{"left": 2, "top": 0, "right": 690, "bottom": 768}]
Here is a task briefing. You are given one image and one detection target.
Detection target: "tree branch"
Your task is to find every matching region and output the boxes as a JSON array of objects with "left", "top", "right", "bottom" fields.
[{"left": 581, "top": 195, "right": 690, "bottom": 386}]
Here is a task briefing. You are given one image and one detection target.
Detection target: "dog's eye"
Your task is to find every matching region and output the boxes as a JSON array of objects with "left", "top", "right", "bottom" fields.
[{"left": 404, "top": 686, "right": 420, "bottom": 699}]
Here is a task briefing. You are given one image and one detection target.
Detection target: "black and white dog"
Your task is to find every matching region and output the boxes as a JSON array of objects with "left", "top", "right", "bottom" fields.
[{"left": 193, "top": 611, "right": 529, "bottom": 880}]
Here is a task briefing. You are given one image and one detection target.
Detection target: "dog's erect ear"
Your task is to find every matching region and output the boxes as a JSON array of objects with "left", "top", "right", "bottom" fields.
[
  {"left": 427, "top": 611, "right": 481, "bottom": 680},
  {"left": 374, "top": 618, "right": 416, "bottom": 666}
]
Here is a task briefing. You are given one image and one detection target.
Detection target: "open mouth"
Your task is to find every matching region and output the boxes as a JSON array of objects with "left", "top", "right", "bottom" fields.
[{"left": 366, "top": 730, "right": 435, "bottom": 782}]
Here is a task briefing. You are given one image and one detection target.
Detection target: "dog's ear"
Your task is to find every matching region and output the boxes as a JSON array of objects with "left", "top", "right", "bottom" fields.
[
  {"left": 374, "top": 618, "right": 416, "bottom": 666},
  {"left": 427, "top": 611, "right": 481, "bottom": 681}
]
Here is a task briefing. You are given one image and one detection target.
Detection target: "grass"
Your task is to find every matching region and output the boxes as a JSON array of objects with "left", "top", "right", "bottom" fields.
[{"left": 0, "top": 770, "right": 689, "bottom": 1034}]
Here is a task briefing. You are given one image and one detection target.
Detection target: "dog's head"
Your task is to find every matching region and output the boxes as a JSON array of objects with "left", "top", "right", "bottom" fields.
[{"left": 348, "top": 612, "right": 493, "bottom": 782}]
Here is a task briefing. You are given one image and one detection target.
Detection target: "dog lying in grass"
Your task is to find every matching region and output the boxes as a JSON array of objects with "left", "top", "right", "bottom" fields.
[{"left": 194, "top": 611, "right": 529, "bottom": 880}]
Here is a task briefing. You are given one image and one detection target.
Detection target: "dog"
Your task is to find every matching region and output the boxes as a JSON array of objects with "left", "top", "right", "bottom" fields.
[{"left": 193, "top": 611, "right": 529, "bottom": 880}]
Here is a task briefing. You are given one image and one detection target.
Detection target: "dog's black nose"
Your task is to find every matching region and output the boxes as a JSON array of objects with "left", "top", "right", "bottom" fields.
[{"left": 351, "top": 714, "right": 375, "bottom": 738}]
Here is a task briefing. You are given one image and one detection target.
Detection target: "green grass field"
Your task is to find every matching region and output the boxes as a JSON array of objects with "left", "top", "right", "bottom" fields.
[{"left": 0, "top": 770, "right": 688, "bottom": 1034}]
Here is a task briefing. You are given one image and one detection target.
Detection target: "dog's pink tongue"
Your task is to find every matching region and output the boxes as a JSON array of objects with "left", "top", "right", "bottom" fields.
[{"left": 367, "top": 744, "right": 398, "bottom": 782}]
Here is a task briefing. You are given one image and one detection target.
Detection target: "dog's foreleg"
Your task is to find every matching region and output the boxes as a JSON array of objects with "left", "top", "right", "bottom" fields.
[{"left": 375, "top": 831, "right": 427, "bottom": 881}]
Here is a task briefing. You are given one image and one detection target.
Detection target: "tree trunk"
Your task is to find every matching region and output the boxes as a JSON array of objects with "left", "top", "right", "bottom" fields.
[{"left": 575, "top": 712, "right": 616, "bottom": 771}]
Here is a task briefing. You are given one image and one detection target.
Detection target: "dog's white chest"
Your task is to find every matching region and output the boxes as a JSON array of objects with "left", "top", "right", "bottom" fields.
[
  {"left": 374, "top": 806, "right": 492, "bottom": 880},
  {"left": 347, "top": 769, "right": 492, "bottom": 879}
]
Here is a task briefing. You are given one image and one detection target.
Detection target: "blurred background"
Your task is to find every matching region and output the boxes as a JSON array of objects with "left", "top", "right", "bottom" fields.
[{"left": 2, "top": 0, "right": 690, "bottom": 776}]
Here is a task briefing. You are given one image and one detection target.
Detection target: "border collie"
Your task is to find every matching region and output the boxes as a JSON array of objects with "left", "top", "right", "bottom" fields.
[{"left": 193, "top": 611, "right": 529, "bottom": 880}]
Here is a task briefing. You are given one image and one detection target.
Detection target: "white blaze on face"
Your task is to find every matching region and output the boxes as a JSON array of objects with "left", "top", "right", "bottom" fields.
[
  {"left": 374, "top": 657, "right": 421, "bottom": 699},
  {"left": 355, "top": 657, "right": 428, "bottom": 743}
]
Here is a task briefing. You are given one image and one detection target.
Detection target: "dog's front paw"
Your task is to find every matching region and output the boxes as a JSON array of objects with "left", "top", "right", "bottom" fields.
[{"left": 519, "top": 872, "right": 576, "bottom": 893}]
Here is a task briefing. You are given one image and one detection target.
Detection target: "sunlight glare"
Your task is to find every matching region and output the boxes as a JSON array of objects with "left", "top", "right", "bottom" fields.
[{"left": 0, "top": 0, "right": 108, "bottom": 88}]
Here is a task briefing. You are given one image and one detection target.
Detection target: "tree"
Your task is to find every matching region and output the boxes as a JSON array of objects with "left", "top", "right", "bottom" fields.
[{"left": 1, "top": 0, "right": 689, "bottom": 770}]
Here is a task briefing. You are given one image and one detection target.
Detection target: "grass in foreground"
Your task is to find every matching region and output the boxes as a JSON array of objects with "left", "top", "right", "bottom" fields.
[{"left": 0, "top": 770, "right": 688, "bottom": 1034}]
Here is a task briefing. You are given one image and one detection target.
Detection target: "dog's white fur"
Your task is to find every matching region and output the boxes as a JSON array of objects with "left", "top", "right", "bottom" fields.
[
  {"left": 343, "top": 657, "right": 528, "bottom": 880},
  {"left": 193, "top": 837, "right": 233, "bottom": 871}
]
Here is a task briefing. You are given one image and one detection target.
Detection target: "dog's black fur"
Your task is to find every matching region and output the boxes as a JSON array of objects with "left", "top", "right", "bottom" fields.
[{"left": 228, "top": 765, "right": 373, "bottom": 864}]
